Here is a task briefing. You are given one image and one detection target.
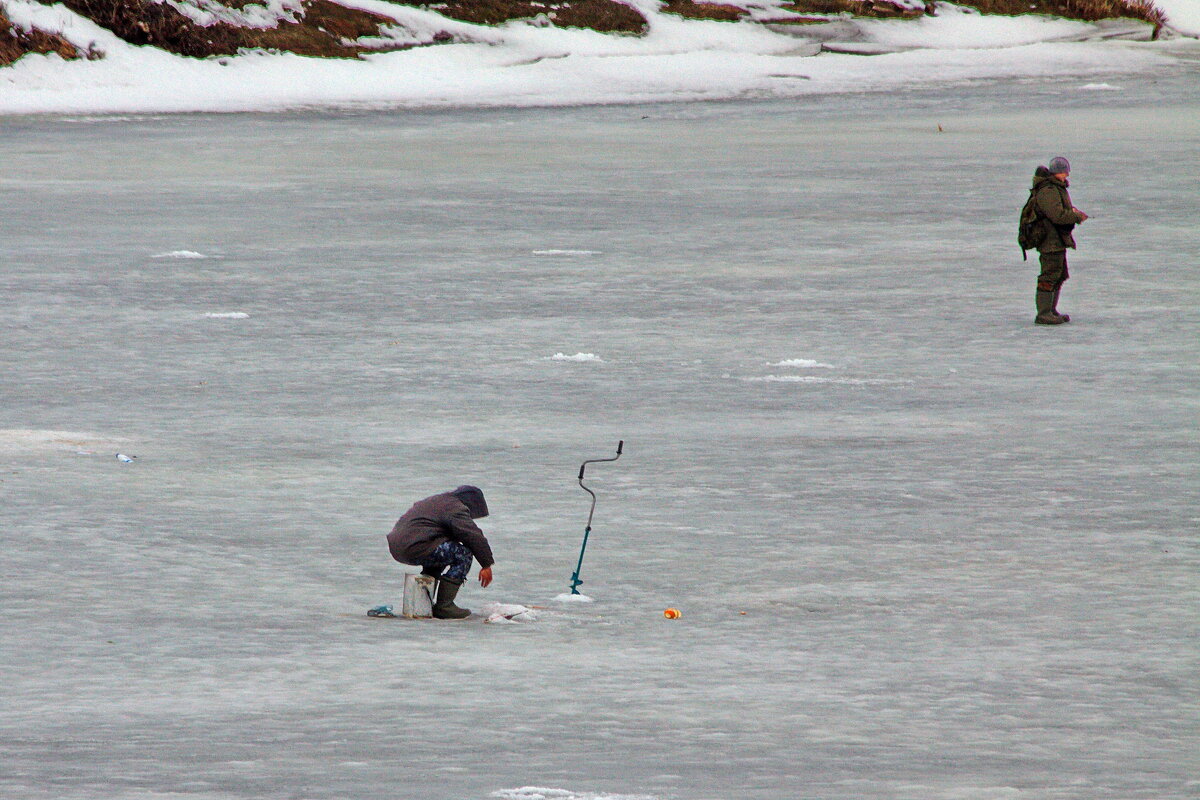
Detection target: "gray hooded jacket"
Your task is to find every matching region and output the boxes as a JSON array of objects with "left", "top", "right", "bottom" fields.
[{"left": 386, "top": 488, "right": 495, "bottom": 568}]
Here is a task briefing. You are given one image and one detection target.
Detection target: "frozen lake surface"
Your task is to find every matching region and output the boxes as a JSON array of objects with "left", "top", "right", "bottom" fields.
[{"left": 1, "top": 73, "right": 1198, "bottom": 799}]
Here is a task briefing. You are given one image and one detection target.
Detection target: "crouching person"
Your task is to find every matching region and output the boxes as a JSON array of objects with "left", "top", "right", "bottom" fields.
[{"left": 387, "top": 485, "right": 495, "bottom": 619}]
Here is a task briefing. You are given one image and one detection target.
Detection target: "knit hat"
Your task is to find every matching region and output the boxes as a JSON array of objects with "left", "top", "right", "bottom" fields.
[
  {"left": 1048, "top": 156, "right": 1071, "bottom": 175},
  {"left": 451, "top": 485, "right": 489, "bottom": 519}
]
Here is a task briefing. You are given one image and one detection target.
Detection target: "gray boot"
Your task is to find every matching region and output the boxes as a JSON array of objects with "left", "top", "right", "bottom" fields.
[
  {"left": 1035, "top": 290, "right": 1066, "bottom": 325},
  {"left": 1051, "top": 287, "right": 1070, "bottom": 322},
  {"left": 432, "top": 578, "right": 470, "bottom": 619}
]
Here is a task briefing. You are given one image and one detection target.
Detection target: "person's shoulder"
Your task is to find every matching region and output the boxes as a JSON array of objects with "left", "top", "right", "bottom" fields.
[
  {"left": 404, "top": 492, "right": 453, "bottom": 513},
  {"left": 424, "top": 492, "right": 472, "bottom": 517}
]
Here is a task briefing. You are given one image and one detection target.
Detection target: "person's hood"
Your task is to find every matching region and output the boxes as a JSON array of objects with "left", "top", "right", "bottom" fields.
[
  {"left": 1033, "top": 166, "right": 1067, "bottom": 189},
  {"left": 451, "top": 485, "right": 489, "bottom": 519}
]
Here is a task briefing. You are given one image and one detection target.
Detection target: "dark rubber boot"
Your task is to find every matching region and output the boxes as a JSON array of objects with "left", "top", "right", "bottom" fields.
[
  {"left": 1035, "top": 290, "right": 1065, "bottom": 325},
  {"left": 1051, "top": 287, "right": 1070, "bottom": 322},
  {"left": 432, "top": 578, "right": 470, "bottom": 619}
]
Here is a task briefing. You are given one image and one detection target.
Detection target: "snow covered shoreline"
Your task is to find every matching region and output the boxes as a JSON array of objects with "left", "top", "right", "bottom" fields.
[{"left": 1, "top": 0, "right": 1198, "bottom": 116}]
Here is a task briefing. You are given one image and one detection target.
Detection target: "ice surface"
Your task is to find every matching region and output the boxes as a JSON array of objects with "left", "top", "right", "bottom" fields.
[
  {"left": 0, "top": 428, "right": 126, "bottom": 453},
  {"left": 1, "top": 70, "right": 1198, "bottom": 800}
]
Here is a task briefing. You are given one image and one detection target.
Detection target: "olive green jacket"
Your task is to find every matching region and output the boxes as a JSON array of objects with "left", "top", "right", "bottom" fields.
[{"left": 1033, "top": 170, "right": 1085, "bottom": 252}]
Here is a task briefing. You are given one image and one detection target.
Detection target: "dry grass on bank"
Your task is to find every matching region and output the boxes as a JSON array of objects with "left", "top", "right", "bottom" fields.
[
  {"left": 55, "top": 0, "right": 447, "bottom": 58},
  {"left": 395, "top": 0, "right": 648, "bottom": 31},
  {"left": 1, "top": 9, "right": 86, "bottom": 65},
  {"left": 957, "top": 0, "right": 1164, "bottom": 25},
  {"left": 782, "top": 0, "right": 1165, "bottom": 25},
  {"left": 662, "top": 1, "right": 749, "bottom": 21}
]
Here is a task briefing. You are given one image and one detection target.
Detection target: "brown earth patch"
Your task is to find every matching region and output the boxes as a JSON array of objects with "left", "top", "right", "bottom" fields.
[
  {"left": 955, "top": 0, "right": 1164, "bottom": 26},
  {"left": 783, "top": 0, "right": 1164, "bottom": 25},
  {"left": 393, "top": 0, "right": 648, "bottom": 32},
  {"left": 661, "top": 1, "right": 748, "bottom": 21},
  {"left": 1, "top": 9, "right": 84, "bottom": 65},
  {"left": 54, "top": 0, "right": 455, "bottom": 59},
  {"left": 782, "top": 0, "right": 926, "bottom": 18}
]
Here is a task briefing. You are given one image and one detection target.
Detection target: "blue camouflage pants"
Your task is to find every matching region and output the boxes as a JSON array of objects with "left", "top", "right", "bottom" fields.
[{"left": 419, "top": 540, "right": 473, "bottom": 583}]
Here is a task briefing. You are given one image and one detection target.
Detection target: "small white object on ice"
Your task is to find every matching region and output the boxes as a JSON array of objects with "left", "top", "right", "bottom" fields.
[
  {"left": 115, "top": 453, "right": 136, "bottom": 463},
  {"left": 152, "top": 250, "right": 208, "bottom": 259},
  {"left": 548, "top": 353, "right": 603, "bottom": 363},
  {"left": 769, "top": 358, "right": 834, "bottom": 369},
  {"left": 552, "top": 593, "right": 594, "bottom": 603},
  {"left": 204, "top": 312, "right": 249, "bottom": 319},
  {"left": 481, "top": 602, "right": 538, "bottom": 623},
  {"left": 743, "top": 375, "right": 906, "bottom": 385},
  {"left": 1081, "top": 83, "right": 1120, "bottom": 91},
  {"left": 492, "top": 787, "right": 659, "bottom": 800}
]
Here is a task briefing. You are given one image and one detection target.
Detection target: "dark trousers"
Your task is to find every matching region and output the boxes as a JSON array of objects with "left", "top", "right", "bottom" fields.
[
  {"left": 419, "top": 540, "right": 473, "bottom": 582},
  {"left": 1038, "top": 250, "right": 1069, "bottom": 292}
]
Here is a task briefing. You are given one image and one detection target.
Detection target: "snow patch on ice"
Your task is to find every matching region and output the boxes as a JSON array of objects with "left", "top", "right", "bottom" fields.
[
  {"left": 553, "top": 593, "right": 595, "bottom": 603},
  {"left": 1080, "top": 82, "right": 1120, "bottom": 90},
  {"left": 769, "top": 358, "right": 835, "bottom": 369},
  {"left": 743, "top": 375, "right": 906, "bottom": 385},
  {"left": 153, "top": 250, "right": 209, "bottom": 259},
  {"left": 532, "top": 249, "right": 603, "bottom": 256},
  {"left": 481, "top": 602, "right": 539, "bottom": 623},
  {"left": 204, "top": 312, "right": 250, "bottom": 319},
  {"left": 493, "top": 788, "right": 659, "bottom": 800},
  {"left": 548, "top": 353, "right": 603, "bottom": 363}
]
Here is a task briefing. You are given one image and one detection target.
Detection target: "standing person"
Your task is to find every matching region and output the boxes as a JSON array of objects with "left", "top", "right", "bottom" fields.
[
  {"left": 387, "top": 485, "right": 495, "bottom": 619},
  {"left": 1031, "top": 156, "right": 1088, "bottom": 325}
]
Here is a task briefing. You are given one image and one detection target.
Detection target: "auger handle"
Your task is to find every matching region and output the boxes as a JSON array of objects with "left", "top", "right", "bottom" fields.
[{"left": 579, "top": 440, "right": 623, "bottom": 480}]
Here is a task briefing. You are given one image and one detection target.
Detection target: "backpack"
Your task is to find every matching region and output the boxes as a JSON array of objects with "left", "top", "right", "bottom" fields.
[{"left": 1018, "top": 186, "right": 1045, "bottom": 260}]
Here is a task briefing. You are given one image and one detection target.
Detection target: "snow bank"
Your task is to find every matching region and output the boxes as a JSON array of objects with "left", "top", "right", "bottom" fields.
[
  {"left": 855, "top": 4, "right": 1095, "bottom": 49},
  {"left": 0, "top": 0, "right": 1187, "bottom": 115},
  {"left": 1156, "top": 0, "right": 1200, "bottom": 36}
]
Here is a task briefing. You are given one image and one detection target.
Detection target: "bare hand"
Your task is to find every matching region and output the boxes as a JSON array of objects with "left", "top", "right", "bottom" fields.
[{"left": 479, "top": 566, "right": 493, "bottom": 588}]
